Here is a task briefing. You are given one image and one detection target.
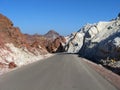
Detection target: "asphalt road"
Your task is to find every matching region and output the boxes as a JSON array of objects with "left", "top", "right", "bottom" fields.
[{"left": 0, "top": 54, "right": 118, "bottom": 90}]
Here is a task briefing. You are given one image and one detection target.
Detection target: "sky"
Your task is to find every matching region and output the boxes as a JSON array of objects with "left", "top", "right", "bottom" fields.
[{"left": 0, "top": 0, "right": 120, "bottom": 36}]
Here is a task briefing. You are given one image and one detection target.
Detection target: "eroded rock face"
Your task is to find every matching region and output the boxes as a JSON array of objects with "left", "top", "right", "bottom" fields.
[
  {"left": 65, "top": 16, "right": 120, "bottom": 74},
  {"left": 0, "top": 14, "right": 13, "bottom": 29},
  {"left": 65, "top": 17, "right": 120, "bottom": 61},
  {"left": 65, "top": 32, "right": 84, "bottom": 53},
  {"left": 0, "top": 13, "right": 66, "bottom": 73},
  {"left": 24, "top": 34, "right": 47, "bottom": 49},
  {"left": 47, "top": 36, "right": 66, "bottom": 53},
  {"left": 25, "top": 30, "right": 66, "bottom": 53},
  {"left": 0, "top": 13, "right": 49, "bottom": 72}
]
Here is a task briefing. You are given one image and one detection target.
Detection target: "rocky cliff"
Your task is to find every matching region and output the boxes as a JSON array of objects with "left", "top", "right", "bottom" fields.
[
  {"left": 47, "top": 36, "right": 66, "bottom": 53},
  {"left": 0, "top": 13, "right": 66, "bottom": 74},
  {"left": 25, "top": 30, "right": 66, "bottom": 53},
  {"left": 65, "top": 14, "right": 120, "bottom": 74},
  {"left": 0, "top": 14, "right": 51, "bottom": 73}
]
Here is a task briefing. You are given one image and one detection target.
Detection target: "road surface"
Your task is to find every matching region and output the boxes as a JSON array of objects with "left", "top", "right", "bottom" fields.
[{"left": 0, "top": 54, "right": 118, "bottom": 90}]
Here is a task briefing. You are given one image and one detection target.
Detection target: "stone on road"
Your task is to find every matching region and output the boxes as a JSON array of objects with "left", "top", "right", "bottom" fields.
[{"left": 0, "top": 54, "right": 118, "bottom": 90}]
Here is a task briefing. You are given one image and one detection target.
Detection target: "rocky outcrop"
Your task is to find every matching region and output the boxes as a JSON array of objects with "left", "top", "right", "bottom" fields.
[
  {"left": 0, "top": 14, "right": 13, "bottom": 29},
  {"left": 65, "top": 32, "right": 84, "bottom": 53},
  {"left": 65, "top": 15, "right": 120, "bottom": 61},
  {"left": 47, "top": 36, "right": 66, "bottom": 53},
  {"left": 44, "top": 30, "right": 66, "bottom": 52},
  {"left": 25, "top": 30, "right": 66, "bottom": 53},
  {"left": 0, "top": 13, "right": 50, "bottom": 74},
  {"left": 65, "top": 14, "right": 120, "bottom": 74},
  {"left": 0, "top": 13, "right": 66, "bottom": 74},
  {"left": 24, "top": 34, "right": 47, "bottom": 49}
]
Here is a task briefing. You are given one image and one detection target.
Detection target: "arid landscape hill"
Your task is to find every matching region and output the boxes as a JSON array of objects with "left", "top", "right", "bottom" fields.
[{"left": 0, "top": 13, "right": 66, "bottom": 74}]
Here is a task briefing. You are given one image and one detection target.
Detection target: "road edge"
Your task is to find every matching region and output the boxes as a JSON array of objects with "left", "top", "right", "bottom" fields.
[{"left": 81, "top": 57, "right": 120, "bottom": 90}]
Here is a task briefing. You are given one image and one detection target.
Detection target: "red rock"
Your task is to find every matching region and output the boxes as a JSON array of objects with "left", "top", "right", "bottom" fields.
[
  {"left": 47, "top": 36, "right": 66, "bottom": 53},
  {"left": 24, "top": 30, "right": 66, "bottom": 53},
  {"left": 8, "top": 62, "right": 17, "bottom": 69},
  {"left": 0, "top": 13, "right": 48, "bottom": 55},
  {"left": 0, "top": 13, "right": 67, "bottom": 69}
]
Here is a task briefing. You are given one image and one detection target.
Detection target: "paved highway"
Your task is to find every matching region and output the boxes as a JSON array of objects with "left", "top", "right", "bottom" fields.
[{"left": 0, "top": 54, "right": 118, "bottom": 90}]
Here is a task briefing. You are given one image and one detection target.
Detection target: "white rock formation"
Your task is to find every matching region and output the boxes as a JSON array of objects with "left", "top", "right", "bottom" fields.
[
  {"left": 65, "top": 32, "right": 84, "bottom": 53},
  {"left": 0, "top": 43, "right": 52, "bottom": 75},
  {"left": 65, "top": 17, "right": 120, "bottom": 61}
]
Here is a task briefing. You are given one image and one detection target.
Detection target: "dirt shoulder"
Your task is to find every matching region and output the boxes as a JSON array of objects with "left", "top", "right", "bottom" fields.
[{"left": 81, "top": 58, "right": 120, "bottom": 90}]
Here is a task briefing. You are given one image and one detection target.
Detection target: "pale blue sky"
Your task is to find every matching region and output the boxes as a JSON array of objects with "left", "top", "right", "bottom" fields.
[{"left": 0, "top": 0, "right": 120, "bottom": 36}]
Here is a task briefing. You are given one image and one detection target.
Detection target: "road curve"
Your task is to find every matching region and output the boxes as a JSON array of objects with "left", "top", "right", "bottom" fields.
[{"left": 0, "top": 54, "right": 118, "bottom": 90}]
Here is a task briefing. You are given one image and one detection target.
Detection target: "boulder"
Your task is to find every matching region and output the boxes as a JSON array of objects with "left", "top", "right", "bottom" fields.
[
  {"left": 47, "top": 36, "right": 66, "bottom": 53},
  {"left": 8, "top": 62, "right": 17, "bottom": 69}
]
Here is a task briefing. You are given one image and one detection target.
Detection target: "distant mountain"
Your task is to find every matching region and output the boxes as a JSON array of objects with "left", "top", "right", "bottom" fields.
[
  {"left": 44, "top": 30, "right": 60, "bottom": 41},
  {"left": 43, "top": 30, "right": 66, "bottom": 53}
]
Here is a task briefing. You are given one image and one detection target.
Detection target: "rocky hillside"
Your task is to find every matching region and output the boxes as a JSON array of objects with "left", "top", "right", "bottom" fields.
[
  {"left": 44, "top": 30, "right": 66, "bottom": 53},
  {"left": 47, "top": 36, "right": 66, "bottom": 53},
  {"left": 0, "top": 13, "right": 65, "bottom": 74},
  {"left": 24, "top": 30, "right": 66, "bottom": 53},
  {"left": 0, "top": 13, "right": 48, "bottom": 73},
  {"left": 65, "top": 14, "right": 120, "bottom": 74}
]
